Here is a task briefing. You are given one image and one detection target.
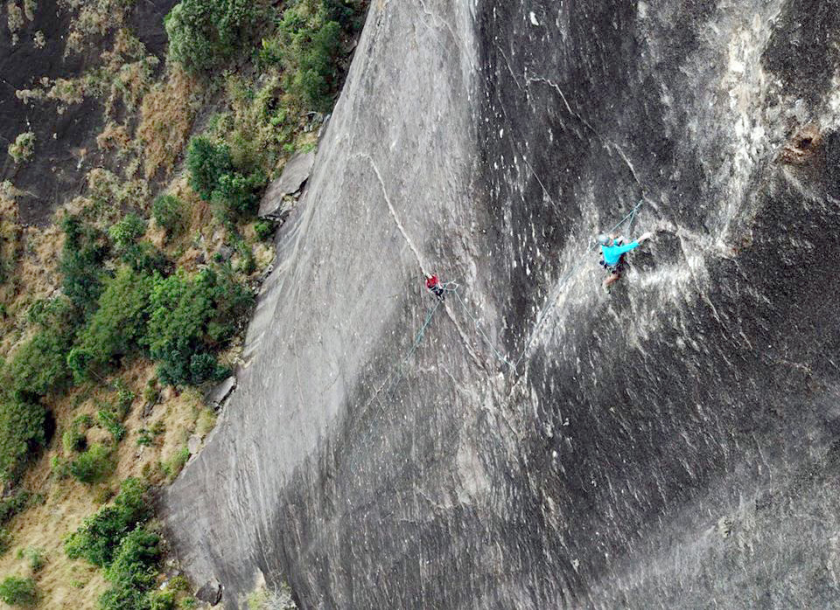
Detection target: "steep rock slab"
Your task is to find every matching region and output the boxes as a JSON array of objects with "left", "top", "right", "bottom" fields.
[
  {"left": 163, "top": 0, "right": 482, "bottom": 606},
  {"left": 165, "top": 0, "right": 840, "bottom": 608}
]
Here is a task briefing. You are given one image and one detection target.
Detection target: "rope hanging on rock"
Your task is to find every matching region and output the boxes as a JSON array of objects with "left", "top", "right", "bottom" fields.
[{"left": 372, "top": 200, "right": 645, "bottom": 400}]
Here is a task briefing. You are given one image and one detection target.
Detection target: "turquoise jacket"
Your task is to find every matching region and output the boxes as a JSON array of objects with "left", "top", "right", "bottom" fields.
[{"left": 601, "top": 241, "right": 640, "bottom": 266}]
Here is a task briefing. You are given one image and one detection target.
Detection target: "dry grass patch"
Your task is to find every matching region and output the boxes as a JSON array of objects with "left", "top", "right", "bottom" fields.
[
  {"left": 137, "top": 67, "right": 204, "bottom": 180},
  {"left": 0, "top": 360, "right": 214, "bottom": 609}
]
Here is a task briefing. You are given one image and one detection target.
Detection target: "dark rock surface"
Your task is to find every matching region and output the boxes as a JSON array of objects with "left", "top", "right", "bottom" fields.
[
  {"left": 0, "top": 0, "right": 176, "bottom": 225},
  {"left": 164, "top": 0, "right": 840, "bottom": 608}
]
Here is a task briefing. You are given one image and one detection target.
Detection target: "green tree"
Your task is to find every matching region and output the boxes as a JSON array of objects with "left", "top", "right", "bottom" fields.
[
  {"left": 212, "top": 169, "right": 266, "bottom": 218},
  {"left": 165, "top": 0, "right": 267, "bottom": 73},
  {"left": 0, "top": 399, "right": 45, "bottom": 482},
  {"left": 186, "top": 137, "right": 232, "bottom": 202},
  {"left": 60, "top": 215, "right": 109, "bottom": 316},
  {"left": 6, "top": 328, "right": 73, "bottom": 397},
  {"left": 65, "top": 478, "right": 151, "bottom": 567},
  {"left": 69, "top": 444, "right": 114, "bottom": 485},
  {"left": 147, "top": 268, "right": 252, "bottom": 386},
  {"left": 152, "top": 195, "right": 185, "bottom": 237},
  {"left": 109, "top": 214, "right": 147, "bottom": 252},
  {"left": 277, "top": 1, "right": 343, "bottom": 112},
  {"left": 68, "top": 267, "right": 154, "bottom": 381}
]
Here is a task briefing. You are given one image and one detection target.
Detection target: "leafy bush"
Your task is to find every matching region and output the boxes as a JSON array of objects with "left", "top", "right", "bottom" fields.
[
  {"left": 68, "top": 267, "right": 153, "bottom": 381},
  {"left": 165, "top": 0, "right": 267, "bottom": 73},
  {"left": 26, "top": 296, "right": 75, "bottom": 328},
  {"left": 0, "top": 491, "right": 31, "bottom": 525},
  {"left": 253, "top": 220, "right": 275, "bottom": 241},
  {"left": 69, "top": 444, "right": 114, "bottom": 485},
  {"left": 65, "top": 478, "right": 151, "bottom": 567},
  {"left": 152, "top": 195, "right": 185, "bottom": 237},
  {"left": 104, "top": 527, "right": 161, "bottom": 588},
  {"left": 0, "top": 576, "right": 37, "bottom": 606},
  {"left": 322, "top": 0, "right": 361, "bottom": 29},
  {"left": 186, "top": 137, "right": 232, "bottom": 202},
  {"left": 0, "top": 529, "right": 11, "bottom": 556},
  {"left": 7, "top": 328, "right": 73, "bottom": 397},
  {"left": 98, "top": 526, "right": 163, "bottom": 609},
  {"left": 186, "top": 136, "right": 266, "bottom": 218},
  {"left": 147, "top": 268, "right": 252, "bottom": 386},
  {"left": 60, "top": 215, "right": 109, "bottom": 316},
  {"left": 62, "top": 428, "right": 87, "bottom": 453},
  {"left": 109, "top": 214, "right": 147, "bottom": 252},
  {"left": 277, "top": 1, "right": 343, "bottom": 112},
  {"left": 8, "top": 131, "right": 35, "bottom": 164},
  {"left": 21, "top": 547, "right": 45, "bottom": 573},
  {"left": 147, "top": 590, "right": 176, "bottom": 610},
  {"left": 212, "top": 169, "right": 266, "bottom": 217},
  {"left": 97, "top": 410, "right": 127, "bottom": 442},
  {"left": 114, "top": 381, "right": 135, "bottom": 419},
  {"left": 0, "top": 399, "right": 46, "bottom": 482},
  {"left": 122, "top": 241, "right": 170, "bottom": 275}
]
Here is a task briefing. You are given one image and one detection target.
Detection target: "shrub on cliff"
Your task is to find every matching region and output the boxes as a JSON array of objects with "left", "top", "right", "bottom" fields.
[
  {"left": 187, "top": 136, "right": 266, "bottom": 219},
  {"left": 0, "top": 575, "right": 37, "bottom": 606},
  {"left": 152, "top": 194, "right": 185, "bottom": 237},
  {"left": 98, "top": 526, "right": 166, "bottom": 610},
  {"left": 165, "top": 0, "right": 267, "bottom": 73},
  {"left": 212, "top": 169, "right": 266, "bottom": 217},
  {"left": 186, "top": 137, "right": 232, "bottom": 201},
  {"left": 6, "top": 328, "right": 73, "bottom": 397},
  {"left": 109, "top": 214, "right": 147, "bottom": 252},
  {"left": 60, "top": 215, "right": 109, "bottom": 316},
  {"left": 0, "top": 399, "right": 46, "bottom": 482},
  {"left": 68, "top": 267, "right": 153, "bottom": 381},
  {"left": 69, "top": 444, "right": 114, "bottom": 485},
  {"left": 276, "top": 1, "right": 343, "bottom": 112},
  {"left": 147, "top": 267, "right": 252, "bottom": 386},
  {"left": 7, "top": 132, "right": 35, "bottom": 164},
  {"left": 65, "top": 478, "right": 151, "bottom": 567}
]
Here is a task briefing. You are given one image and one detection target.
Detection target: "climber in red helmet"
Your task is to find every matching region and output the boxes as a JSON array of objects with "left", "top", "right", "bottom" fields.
[{"left": 425, "top": 274, "right": 446, "bottom": 301}]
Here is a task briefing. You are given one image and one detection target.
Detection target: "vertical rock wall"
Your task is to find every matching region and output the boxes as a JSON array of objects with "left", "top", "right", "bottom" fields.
[{"left": 165, "top": 1, "right": 840, "bottom": 608}]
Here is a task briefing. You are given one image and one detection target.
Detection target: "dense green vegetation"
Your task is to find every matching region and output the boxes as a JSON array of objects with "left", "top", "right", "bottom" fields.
[
  {"left": 60, "top": 215, "right": 109, "bottom": 316},
  {"left": 0, "top": 399, "right": 46, "bottom": 483},
  {"left": 64, "top": 478, "right": 151, "bottom": 567},
  {"left": 186, "top": 136, "right": 266, "bottom": 220},
  {"left": 275, "top": 2, "right": 344, "bottom": 112},
  {"left": 151, "top": 195, "right": 185, "bottom": 238},
  {"left": 165, "top": 0, "right": 268, "bottom": 74},
  {"left": 0, "top": 575, "right": 37, "bottom": 606},
  {"left": 148, "top": 267, "right": 253, "bottom": 385}
]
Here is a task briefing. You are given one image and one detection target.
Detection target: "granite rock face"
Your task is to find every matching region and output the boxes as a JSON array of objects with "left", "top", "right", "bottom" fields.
[{"left": 164, "top": 0, "right": 840, "bottom": 608}]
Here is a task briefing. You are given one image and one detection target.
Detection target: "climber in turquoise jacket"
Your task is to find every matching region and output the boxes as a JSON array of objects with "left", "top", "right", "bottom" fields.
[{"left": 598, "top": 231, "right": 653, "bottom": 288}]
